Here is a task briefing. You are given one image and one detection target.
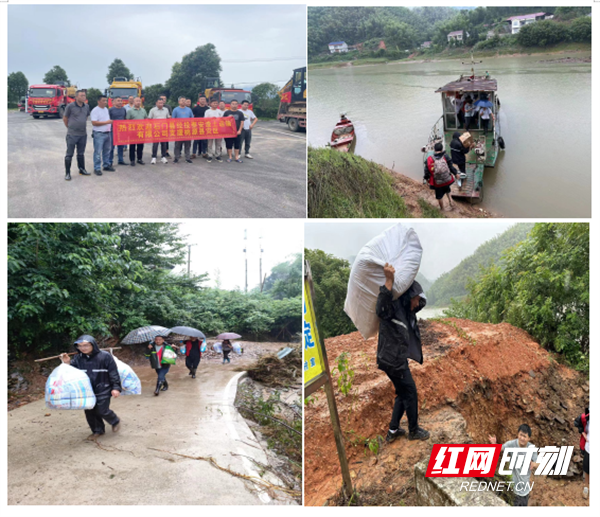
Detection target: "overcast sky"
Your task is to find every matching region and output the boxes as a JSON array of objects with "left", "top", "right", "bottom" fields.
[
  {"left": 174, "top": 220, "right": 303, "bottom": 291},
  {"left": 305, "top": 221, "right": 515, "bottom": 282},
  {"left": 8, "top": 4, "right": 306, "bottom": 90}
]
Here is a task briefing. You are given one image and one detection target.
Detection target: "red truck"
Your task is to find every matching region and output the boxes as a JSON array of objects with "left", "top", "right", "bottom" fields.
[{"left": 27, "top": 82, "right": 85, "bottom": 119}]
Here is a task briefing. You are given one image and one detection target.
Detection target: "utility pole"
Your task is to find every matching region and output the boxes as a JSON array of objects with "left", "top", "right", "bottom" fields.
[
  {"left": 187, "top": 244, "right": 196, "bottom": 277},
  {"left": 244, "top": 229, "right": 248, "bottom": 293},
  {"left": 259, "top": 234, "right": 264, "bottom": 291}
]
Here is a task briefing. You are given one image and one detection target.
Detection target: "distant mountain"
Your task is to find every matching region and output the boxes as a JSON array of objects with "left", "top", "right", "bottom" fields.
[
  {"left": 416, "top": 272, "right": 432, "bottom": 293},
  {"left": 427, "top": 223, "right": 535, "bottom": 307}
]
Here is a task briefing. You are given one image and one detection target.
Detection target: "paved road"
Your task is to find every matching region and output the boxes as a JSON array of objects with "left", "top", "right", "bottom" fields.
[
  {"left": 8, "top": 360, "right": 291, "bottom": 505},
  {"left": 8, "top": 112, "right": 306, "bottom": 218}
]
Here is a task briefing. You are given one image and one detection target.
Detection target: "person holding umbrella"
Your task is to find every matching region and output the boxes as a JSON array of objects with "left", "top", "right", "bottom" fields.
[
  {"left": 184, "top": 337, "right": 203, "bottom": 379},
  {"left": 145, "top": 336, "right": 179, "bottom": 396},
  {"left": 222, "top": 340, "right": 234, "bottom": 364}
]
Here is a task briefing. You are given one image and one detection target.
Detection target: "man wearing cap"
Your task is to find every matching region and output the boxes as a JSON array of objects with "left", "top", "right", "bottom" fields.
[{"left": 60, "top": 335, "right": 122, "bottom": 440}]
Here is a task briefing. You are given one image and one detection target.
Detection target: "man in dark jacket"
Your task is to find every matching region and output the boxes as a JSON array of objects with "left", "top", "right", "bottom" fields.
[
  {"left": 60, "top": 335, "right": 122, "bottom": 440},
  {"left": 450, "top": 131, "right": 470, "bottom": 187},
  {"left": 376, "top": 263, "right": 430, "bottom": 442}
]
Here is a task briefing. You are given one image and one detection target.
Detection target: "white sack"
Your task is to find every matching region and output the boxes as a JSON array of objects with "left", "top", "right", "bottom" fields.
[
  {"left": 45, "top": 363, "right": 97, "bottom": 410},
  {"left": 344, "top": 224, "right": 422, "bottom": 339}
]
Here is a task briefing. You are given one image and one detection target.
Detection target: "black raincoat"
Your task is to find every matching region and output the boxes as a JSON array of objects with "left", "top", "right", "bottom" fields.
[
  {"left": 375, "top": 281, "right": 426, "bottom": 376},
  {"left": 70, "top": 335, "right": 121, "bottom": 400},
  {"left": 450, "top": 131, "right": 470, "bottom": 167}
]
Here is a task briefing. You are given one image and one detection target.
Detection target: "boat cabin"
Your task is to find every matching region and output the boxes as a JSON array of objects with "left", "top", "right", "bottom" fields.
[{"left": 435, "top": 76, "right": 498, "bottom": 133}]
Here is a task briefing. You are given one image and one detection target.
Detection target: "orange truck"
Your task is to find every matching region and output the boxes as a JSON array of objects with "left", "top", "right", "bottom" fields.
[
  {"left": 27, "top": 82, "right": 84, "bottom": 119},
  {"left": 106, "top": 76, "right": 144, "bottom": 107},
  {"left": 204, "top": 77, "right": 253, "bottom": 110}
]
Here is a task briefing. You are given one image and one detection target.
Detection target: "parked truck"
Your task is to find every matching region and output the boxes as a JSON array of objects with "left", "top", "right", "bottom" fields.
[
  {"left": 204, "top": 77, "right": 253, "bottom": 110},
  {"left": 278, "top": 67, "right": 306, "bottom": 132},
  {"left": 106, "top": 76, "right": 143, "bottom": 107},
  {"left": 27, "top": 82, "right": 83, "bottom": 119}
]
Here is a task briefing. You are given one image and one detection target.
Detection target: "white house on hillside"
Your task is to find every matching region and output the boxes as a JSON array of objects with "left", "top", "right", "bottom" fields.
[
  {"left": 447, "top": 30, "right": 466, "bottom": 42},
  {"left": 328, "top": 41, "right": 348, "bottom": 53},
  {"left": 506, "top": 12, "right": 546, "bottom": 34}
]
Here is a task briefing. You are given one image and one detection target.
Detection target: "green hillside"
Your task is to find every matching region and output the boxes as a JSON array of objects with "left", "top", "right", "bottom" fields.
[
  {"left": 308, "top": 147, "right": 411, "bottom": 219},
  {"left": 427, "top": 223, "right": 534, "bottom": 307}
]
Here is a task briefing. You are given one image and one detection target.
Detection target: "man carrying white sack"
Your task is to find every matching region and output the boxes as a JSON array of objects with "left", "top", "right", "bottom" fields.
[
  {"left": 60, "top": 335, "right": 122, "bottom": 441},
  {"left": 376, "top": 263, "right": 430, "bottom": 443}
]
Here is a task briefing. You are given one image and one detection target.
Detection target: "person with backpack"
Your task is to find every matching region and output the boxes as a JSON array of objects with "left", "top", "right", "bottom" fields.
[
  {"left": 376, "top": 263, "right": 430, "bottom": 443},
  {"left": 145, "top": 336, "right": 179, "bottom": 396},
  {"left": 575, "top": 409, "right": 590, "bottom": 499},
  {"left": 425, "top": 141, "right": 459, "bottom": 211},
  {"left": 59, "top": 335, "right": 122, "bottom": 440}
]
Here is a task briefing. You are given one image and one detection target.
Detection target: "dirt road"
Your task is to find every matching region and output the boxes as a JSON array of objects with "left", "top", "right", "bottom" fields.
[
  {"left": 8, "top": 354, "right": 294, "bottom": 505},
  {"left": 7, "top": 112, "right": 306, "bottom": 218}
]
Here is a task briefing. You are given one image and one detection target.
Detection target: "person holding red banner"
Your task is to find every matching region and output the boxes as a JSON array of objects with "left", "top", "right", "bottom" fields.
[
  {"left": 223, "top": 99, "right": 245, "bottom": 163},
  {"left": 126, "top": 97, "right": 148, "bottom": 166},
  {"left": 192, "top": 96, "right": 210, "bottom": 159},
  {"left": 172, "top": 96, "right": 194, "bottom": 164},
  {"left": 205, "top": 98, "right": 224, "bottom": 163},
  {"left": 147, "top": 98, "right": 171, "bottom": 165}
]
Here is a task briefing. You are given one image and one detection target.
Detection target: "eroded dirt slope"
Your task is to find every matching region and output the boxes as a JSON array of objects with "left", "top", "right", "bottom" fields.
[{"left": 305, "top": 319, "right": 589, "bottom": 506}]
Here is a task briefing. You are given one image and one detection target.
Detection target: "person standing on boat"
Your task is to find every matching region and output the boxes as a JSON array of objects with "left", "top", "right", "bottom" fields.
[
  {"left": 450, "top": 131, "right": 470, "bottom": 185},
  {"left": 463, "top": 96, "right": 475, "bottom": 131},
  {"left": 453, "top": 92, "right": 465, "bottom": 128},
  {"left": 479, "top": 104, "right": 495, "bottom": 136},
  {"left": 426, "top": 142, "right": 459, "bottom": 211}
]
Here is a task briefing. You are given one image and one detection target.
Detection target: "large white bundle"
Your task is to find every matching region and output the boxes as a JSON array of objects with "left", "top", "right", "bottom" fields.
[
  {"left": 344, "top": 224, "right": 422, "bottom": 339},
  {"left": 113, "top": 356, "right": 141, "bottom": 395},
  {"left": 45, "top": 363, "right": 97, "bottom": 410}
]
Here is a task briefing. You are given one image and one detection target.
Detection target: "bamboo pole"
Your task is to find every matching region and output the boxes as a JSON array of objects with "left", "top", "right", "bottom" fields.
[{"left": 35, "top": 347, "right": 122, "bottom": 363}]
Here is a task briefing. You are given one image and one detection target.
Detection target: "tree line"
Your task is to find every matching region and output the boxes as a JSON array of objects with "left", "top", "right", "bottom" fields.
[
  {"left": 8, "top": 223, "right": 301, "bottom": 359},
  {"left": 8, "top": 48, "right": 282, "bottom": 117},
  {"left": 446, "top": 223, "right": 589, "bottom": 372},
  {"left": 308, "top": 6, "right": 591, "bottom": 61}
]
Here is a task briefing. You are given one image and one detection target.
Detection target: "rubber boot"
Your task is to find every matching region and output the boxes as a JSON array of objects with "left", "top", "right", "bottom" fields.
[
  {"left": 192, "top": 368, "right": 196, "bottom": 379},
  {"left": 154, "top": 380, "right": 162, "bottom": 396},
  {"left": 65, "top": 157, "right": 72, "bottom": 181},
  {"left": 77, "top": 155, "right": 91, "bottom": 176},
  {"left": 161, "top": 379, "right": 169, "bottom": 391}
]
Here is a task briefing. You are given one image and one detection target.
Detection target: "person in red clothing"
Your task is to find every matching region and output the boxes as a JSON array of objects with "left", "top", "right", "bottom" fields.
[
  {"left": 426, "top": 141, "right": 459, "bottom": 211},
  {"left": 575, "top": 408, "right": 590, "bottom": 499},
  {"left": 184, "top": 338, "right": 202, "bottom": 379},
  {"left": 145, "top": 336, "right": 179, "bottom": 395}
]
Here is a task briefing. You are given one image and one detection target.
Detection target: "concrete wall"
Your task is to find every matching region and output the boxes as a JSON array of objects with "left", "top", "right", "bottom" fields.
[{"left": 414, "top": 462, "right": 509, "bottom": 506}]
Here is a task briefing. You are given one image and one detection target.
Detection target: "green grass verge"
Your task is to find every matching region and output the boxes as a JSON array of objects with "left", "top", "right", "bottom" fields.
[
  {"left": 418, "top": 198, "right": 445, "bottom": 218},
  {"left": 308, "top": 146, "right": 411, "bottom": 219}
]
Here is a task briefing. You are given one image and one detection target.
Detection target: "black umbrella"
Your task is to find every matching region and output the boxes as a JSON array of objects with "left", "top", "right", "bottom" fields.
[{"left": 167, "top": 326, "right": 206, "bottom": 339}]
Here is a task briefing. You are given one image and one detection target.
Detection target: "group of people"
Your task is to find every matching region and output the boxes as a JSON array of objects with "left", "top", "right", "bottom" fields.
[
  {"left": 451, "top": 91, "right": 495, "bottom": 135},
  {"left": 374, "top": 264, "right": 591, "bottom": 505},
  {"left": 59, "top": 334, "right": 238, "bottom": 440},
  {"left": 62, "top": 90, "right": 257, "bottom": 180}
]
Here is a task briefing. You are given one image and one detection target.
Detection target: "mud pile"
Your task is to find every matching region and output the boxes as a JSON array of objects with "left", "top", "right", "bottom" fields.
[{"left": 304, "top": 319, "right": 589, "bottom": 506}]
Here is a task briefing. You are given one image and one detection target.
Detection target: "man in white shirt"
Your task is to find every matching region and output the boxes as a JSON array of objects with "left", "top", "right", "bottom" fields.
[
  {"left": 147, "top": 98, "right": 171, "bottom": 164},
  {"left": 204, "top": 98, "right": 223, "bottom": 163},
  {"left": 240, "top": 100, "right": 257, "bottom": 159},
  {"left": 90, "top": 95, "right": 114, "bottom": 175}
]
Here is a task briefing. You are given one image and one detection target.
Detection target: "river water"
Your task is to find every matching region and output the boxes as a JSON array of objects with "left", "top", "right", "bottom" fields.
[
  {"left": 308, "top": 53, "right": 591, "bottom": 217},
  {"left": 418, "top": 307, "right": 449, "bottom": 320}
]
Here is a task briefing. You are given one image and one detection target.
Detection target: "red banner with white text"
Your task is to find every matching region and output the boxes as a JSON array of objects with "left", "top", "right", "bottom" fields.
[{"left": 112, "top": 116, "right": 238, "bottom": 145}]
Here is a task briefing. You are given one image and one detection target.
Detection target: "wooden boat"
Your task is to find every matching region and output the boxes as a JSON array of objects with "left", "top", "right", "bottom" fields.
[
  {"left": 422, "top": 72, "right": 505, "bottom": 203},
  {"left": 330, "top": 115, "right": 356, "bottom": 153}
]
